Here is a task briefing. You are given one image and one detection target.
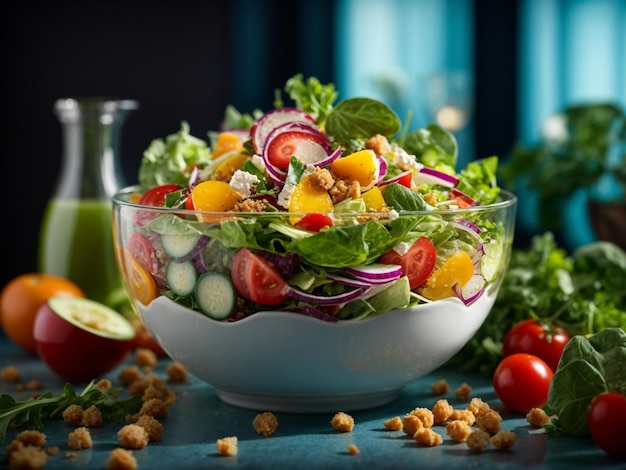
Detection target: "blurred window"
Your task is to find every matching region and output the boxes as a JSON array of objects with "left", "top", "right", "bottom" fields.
[
  {"left": 518, "top": 0, "right": 626, "bottom": 143},
  {"left": 335, "top": 0, "right": 474, "bottom": 166}
]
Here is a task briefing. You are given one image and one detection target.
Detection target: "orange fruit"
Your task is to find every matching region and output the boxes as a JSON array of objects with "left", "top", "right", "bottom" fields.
[{"left": 0, "top": 273, "right": 84, "bottom": 354}]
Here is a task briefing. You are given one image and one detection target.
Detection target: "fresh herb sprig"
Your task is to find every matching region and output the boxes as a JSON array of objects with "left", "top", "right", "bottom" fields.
[{"left": 0, "top": 381, "right": 142, "bottom": 443}]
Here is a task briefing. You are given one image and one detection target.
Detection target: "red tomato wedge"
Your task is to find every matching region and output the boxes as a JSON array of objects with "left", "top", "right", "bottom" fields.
[
  {"left": 139, "top": 184, "right": 181, "bottom": 207},
  {"left": 379, "top": 237, "right": 437, "bottom": 289},
  {"left": 295, "top": 213, "right": 333, "bottom": 232},
  {"left": 127, "top": 232, "right": 158, "bottom": 275},
  {"left": 231, "top": 248, "right": 289, "bottom": 305}
]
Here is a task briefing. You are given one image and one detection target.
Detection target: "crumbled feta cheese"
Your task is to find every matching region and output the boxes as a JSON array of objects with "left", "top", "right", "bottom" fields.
[
  {"left": 393, "top": 145, "right": 423, "bottom": 172},
  {"left": 388, "top": 209, "right": 399, "bottom": 220},
  {"left": 277, "top": 183, "right": 295, "bottom": 209},
  {"left": 229, "top": 170, "right": 259, "bottom": 198},
  {"left": 392, "top": 241, "right": 411, "bottom": 256},
  {"left": 251, "top": 154, "right": 266, "bottom": 172}
]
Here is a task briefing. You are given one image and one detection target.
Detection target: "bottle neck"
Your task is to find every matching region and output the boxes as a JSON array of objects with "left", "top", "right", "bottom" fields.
[{"left": 53, "top": 98, "right": 138, "bottom": 200}]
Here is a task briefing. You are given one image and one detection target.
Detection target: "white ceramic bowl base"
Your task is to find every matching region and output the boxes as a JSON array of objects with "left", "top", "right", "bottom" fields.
[{"left": 136, "top": 291, "right": 496, "bottom": 413}]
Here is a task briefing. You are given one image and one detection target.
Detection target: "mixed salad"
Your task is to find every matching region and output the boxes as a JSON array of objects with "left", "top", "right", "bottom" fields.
[{"left": 116, "top": 74, "right": 514, "bottom": 322}]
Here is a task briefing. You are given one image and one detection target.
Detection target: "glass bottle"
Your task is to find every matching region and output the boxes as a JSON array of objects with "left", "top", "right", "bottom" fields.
[{"left": 38, "top": 98, "right": 138, "bottom": 308}]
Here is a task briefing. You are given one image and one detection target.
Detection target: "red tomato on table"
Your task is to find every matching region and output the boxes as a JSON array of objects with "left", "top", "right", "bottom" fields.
[
  {"left": 379, "top": 237, "right": 436, "bottom": 289},
  {"left": 493, "top": 353, "right": 553, "bottom": 414},
  {"left": 503, "top": 319, "right": 571, "bottom": 372},
  {"left": 588, "top": 391, "right": 626, "bottom": 458},
  {"left": 231, "top": 248, "right": 289, "bottom": 305}
]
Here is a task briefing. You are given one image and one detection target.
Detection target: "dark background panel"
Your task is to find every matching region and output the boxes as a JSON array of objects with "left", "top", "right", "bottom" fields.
[{"left": 1, "top": 0, "right": 517, "bottom": 288}]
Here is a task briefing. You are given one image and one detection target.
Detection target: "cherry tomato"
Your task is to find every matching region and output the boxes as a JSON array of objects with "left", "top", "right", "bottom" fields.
[
  {"left": 266, "top": 131, "right": 329, "bottom": 170},
  {"left": 231, "top": 248, "right": 289, "bottom": 305},
  {"left": 295, "top": 213, "right": 333, "bottom": 232},
  {"left": 127, "top": 232, "right": 158, "bottom": 275},
  {"left": 139, "top": 184, "right": 181, "bottom": 207},
  {"left": 588, "top": 391, "right": 626, "bottom": 458},
  {"left": 120, "top": 248, "right": 158, "bottom": 305},
  {"left": 493, "top": 353, "right": 553, "bottom": 414},
  {"left": 503, "top": 319, "right": 571, "bottom": 372},
  {"left": 379, "top": 237, "right": 437, "bottom": 289}
]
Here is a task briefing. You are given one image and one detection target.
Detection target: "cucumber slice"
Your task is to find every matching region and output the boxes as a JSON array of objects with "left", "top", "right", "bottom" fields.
[
  {"left": 161, "top": 233, "right": 207, "bottom": 261},
  {"left": 195, "top": 272, "right": 236, "bottom": 320},
  {"left": 165, "top": 261, "right": 197, "bottom": 296}
]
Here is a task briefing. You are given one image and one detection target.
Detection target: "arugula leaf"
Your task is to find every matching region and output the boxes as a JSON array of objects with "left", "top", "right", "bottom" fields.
[
  {"left": 283, "top": 74, "right": 338, "bottom": 128},
  {"left": 325, "top": 97, "right": 401, "bottom": 147},
  {"left": 456, "top": 156, "right": 501, "bottom": 205},
  {"left": 404, "top": 123, "right": 458, "bottom": 169},
  {"left": 0, "top": 381, "right": 142, "bottom": 443},
  {"left": 138, "top": 121, "right": 211, "bottom": 190}
]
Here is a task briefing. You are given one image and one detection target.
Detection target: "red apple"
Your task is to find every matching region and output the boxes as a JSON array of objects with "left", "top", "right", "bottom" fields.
[{"left": 34, "top": 297, "right": 136, "bottom": 383}]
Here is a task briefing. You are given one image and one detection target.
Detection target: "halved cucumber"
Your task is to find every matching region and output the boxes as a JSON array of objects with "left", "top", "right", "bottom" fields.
[
  {"left": 165, "top": 261, "right": 197, "bottom": 296},
  {"left": 195, "top": 272, "right": 236, "bottom": 320},
  {"left": 161, "top": 233, "right": 208, "bottom": 261}
]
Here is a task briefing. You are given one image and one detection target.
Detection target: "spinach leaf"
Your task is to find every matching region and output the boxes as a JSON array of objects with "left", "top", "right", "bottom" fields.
[
  {"left": 284, "top": 216, "right": 419, "bottom": 268},
  {"left": 325, "top": 97, "right": 401, "bottom": 146},
  {"left": 382, "top": 183, "right": 433, "bottom": 211},
  {"left": 404, "top": 123, "right": 458, "bottom": 168},
  {"left": 544, "top": 327, "right": 626, "bottom": 436}
]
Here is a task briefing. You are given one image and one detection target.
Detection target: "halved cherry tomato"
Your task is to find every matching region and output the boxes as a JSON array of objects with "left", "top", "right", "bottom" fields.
[
  {"left": 379, "top": 237, "right": 436, "bottom": 289},
  {"left": 295, "top": 213, "right": 333, "bottom": 232},
  {"left": 120, "top": 248, "right": 158, "bottom": 305},
  {"left": 503, "top": 319, "right": 571, "bottom": 372},
  {"left": 493, "top": 353, "right": 553, "bottom": 414},
  {"left": 127, "top": 232, "right": 158, "bottom": 275},
  {"left": 139, "top": 184, "right": 182, "bottom": 207},
  {"left": 588, "top": 391, "right": 626, "bottom": 458},
  {"left": 231, "top": 248, "right": 289, "bottom": 305},
  {"left": 266, "top": 131, "right": 329, "bottom": 170}
]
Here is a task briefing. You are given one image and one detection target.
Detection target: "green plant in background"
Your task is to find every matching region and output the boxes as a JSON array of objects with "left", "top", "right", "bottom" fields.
[{"left": 499, "top": 102, "right": 626, "bottom": 231}]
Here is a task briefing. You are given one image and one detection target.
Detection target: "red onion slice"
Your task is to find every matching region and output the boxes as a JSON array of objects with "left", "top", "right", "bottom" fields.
[
  {"left": 251, "top": 108, "right": 316, "bottom": 154},
  {"left": 344, "top": 263, "right": 403, "bottom": 284},
  {"left": 375, "top": 156, "right": 388, "bottom": 184},
  {"left": 452, "top": 273, "right": 486, "bottom": 306},
  {"left": 285, "top": 285, "right": 370, "bottom": 305},
  {"left": 413, "top": 167, "right": 459, "bottom": 188},
  {"left": 327, "top": 273, "right": 374, "bottom": 288}
]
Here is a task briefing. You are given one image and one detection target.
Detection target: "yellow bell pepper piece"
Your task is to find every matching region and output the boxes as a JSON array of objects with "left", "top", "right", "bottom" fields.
[
  {"left": 212, "top": 132, "right": 244, "bottom": 159},
  {"left": 330, "top": 149, "right": 378, "bottom": 189},
  {"left": 289, "top": 174, "right": 334, "bottom": 224},
  {"left": 361, "top": 186, "right": 386, "bottom": 212},
  {"left": 191, "top": 180, "right": 243, "bottom": 212},
  {"left": 420, "top": 251, "right": 474, "bottom": 300},
  {"left": 211, "top": 152, "right": 249, "bottom": 182}
]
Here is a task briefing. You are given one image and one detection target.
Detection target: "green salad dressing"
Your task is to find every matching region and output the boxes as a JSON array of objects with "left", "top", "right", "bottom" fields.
[{"left": 38, "top": 199, "right": 121, "bottom": 305}]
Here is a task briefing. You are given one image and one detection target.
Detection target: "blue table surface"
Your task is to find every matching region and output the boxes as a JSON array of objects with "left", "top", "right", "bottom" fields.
[{"left": 1, "top": 332, "right": 623, "bottom": 470}]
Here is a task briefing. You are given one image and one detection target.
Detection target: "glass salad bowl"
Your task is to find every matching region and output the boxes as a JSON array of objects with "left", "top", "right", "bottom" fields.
[{"left": 112, "top": 187, "right": 517, "bottom": 413}]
